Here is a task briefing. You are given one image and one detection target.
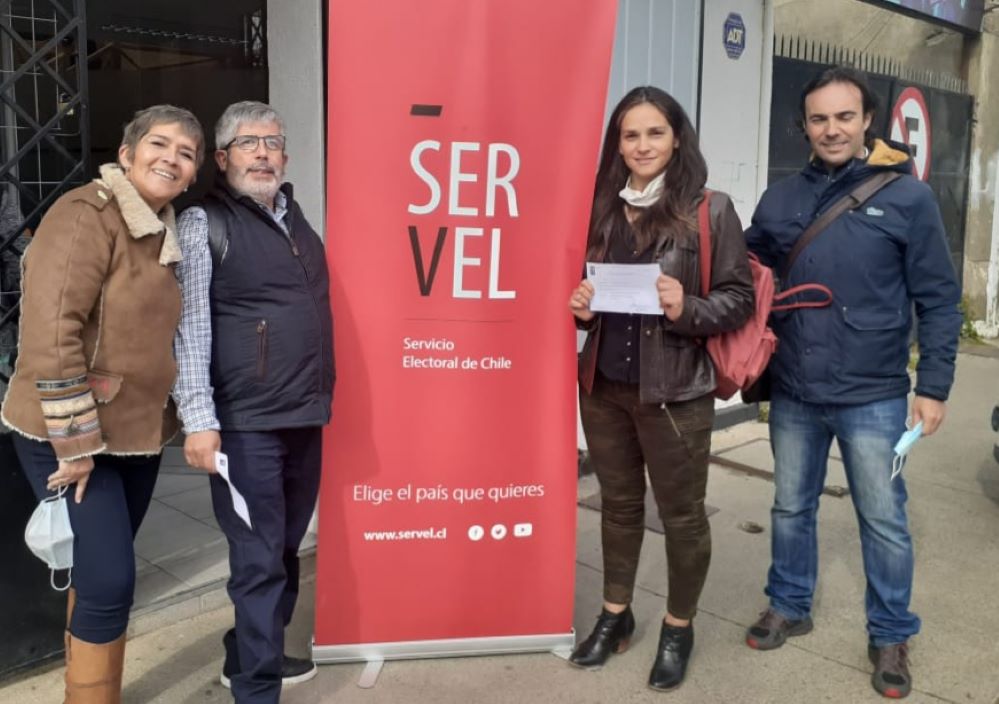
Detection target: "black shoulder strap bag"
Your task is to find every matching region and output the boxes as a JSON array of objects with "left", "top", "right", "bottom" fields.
[{"left": 201, "top": 200, "right": 229, "bottom": 268}]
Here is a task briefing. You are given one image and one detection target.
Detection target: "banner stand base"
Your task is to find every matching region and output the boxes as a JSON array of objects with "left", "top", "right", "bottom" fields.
[
  {"left": 313, "top": 631, "right": 576, "bottom": 665},
  {"left": 357, "top": 658, "right": 383, "bottom": 688},
  {"left": 550, "top": 645, "right": 573, "bottom": 661}
]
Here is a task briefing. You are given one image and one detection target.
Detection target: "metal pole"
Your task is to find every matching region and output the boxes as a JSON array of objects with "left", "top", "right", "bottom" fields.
[
  {"left": 1, "top": 3, "right": 22, "bottom": 193},
  {"left": 75, "top": 0, "right": 88, "bottom": 181}
]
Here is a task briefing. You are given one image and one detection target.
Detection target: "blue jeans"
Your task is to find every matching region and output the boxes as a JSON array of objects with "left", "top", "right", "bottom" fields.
[{"left": 766, "top": 392, "right": 919, "bottom": 647}]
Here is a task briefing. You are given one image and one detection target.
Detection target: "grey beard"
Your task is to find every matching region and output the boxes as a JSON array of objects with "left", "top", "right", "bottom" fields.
[{"left": 233, "top": 172, "right": 283, "bottom": 204}]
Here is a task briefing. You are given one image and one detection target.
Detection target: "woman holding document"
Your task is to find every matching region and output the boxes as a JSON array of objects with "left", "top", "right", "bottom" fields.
[{"left": 567, "top": 86, "right": 753, "bottom": 691}]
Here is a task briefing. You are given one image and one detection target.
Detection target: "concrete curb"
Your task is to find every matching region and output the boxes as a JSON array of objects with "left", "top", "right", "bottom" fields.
[
  {"left": 127, "top": 548, "right": 317, "bottom": 640},
  {"left": 127, "top": 576, "right": 231, "bottom": 640}
]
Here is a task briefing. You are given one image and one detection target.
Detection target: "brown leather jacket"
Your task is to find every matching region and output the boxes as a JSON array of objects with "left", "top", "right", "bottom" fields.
[
  {"left": 579, "top": 191, "right": 754, "bottom": 404},
  {"left": 2, "top": 164, "right": 182, "bottom": 459}
]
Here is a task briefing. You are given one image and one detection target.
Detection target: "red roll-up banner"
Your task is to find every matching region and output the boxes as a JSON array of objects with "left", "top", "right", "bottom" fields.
[{"left": 315, "top": 0, "right": 617, "bottom": 660}]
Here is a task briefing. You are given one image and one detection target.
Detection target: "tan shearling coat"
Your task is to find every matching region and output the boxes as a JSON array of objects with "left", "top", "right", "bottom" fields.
[{"left": 2, "top": 164, "right": 183, "bottom": 459}]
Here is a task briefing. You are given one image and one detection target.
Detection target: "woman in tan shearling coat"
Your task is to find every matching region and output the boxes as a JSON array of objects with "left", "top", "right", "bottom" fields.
[{"left": 2, "top": 105, "right": 203, "bottom": 703}]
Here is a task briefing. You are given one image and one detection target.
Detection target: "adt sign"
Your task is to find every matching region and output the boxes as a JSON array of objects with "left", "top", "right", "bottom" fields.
[{"left": 723, "top": 12, "right": 746, "bottom": 60}]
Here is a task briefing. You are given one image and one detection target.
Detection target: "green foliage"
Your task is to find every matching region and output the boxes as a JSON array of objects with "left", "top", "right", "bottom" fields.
[{"left": 959, "top": 297, "right": 981, "bottom": 342}]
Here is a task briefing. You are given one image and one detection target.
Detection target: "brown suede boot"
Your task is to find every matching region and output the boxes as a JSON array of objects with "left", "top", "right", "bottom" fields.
[{"left": 64, "top": 633, "right": 125, "bottom": 704}]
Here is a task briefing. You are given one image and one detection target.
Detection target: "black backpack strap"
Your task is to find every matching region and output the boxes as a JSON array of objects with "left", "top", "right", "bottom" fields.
[
  {"left": 781, "top": 171, "right": 902, "bottom": 282},
  {"left": 201, "top": 201, "right": 229, "bottom": 268}
]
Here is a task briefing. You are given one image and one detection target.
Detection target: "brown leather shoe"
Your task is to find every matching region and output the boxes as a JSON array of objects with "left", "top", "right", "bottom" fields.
[
  {"left": 65, "top": 633, "right": 125, "bottom": 704},
  {"left": 869, "top": 642, "right": 912, "bottom": 699},
  {"left": 745, "top": 609, "right": 813, "bottom": 650}
]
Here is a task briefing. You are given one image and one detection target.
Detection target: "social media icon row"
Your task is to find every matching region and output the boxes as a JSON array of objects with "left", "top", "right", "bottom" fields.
[{"left": 467, "top": 522, "right": 533, "bottom": 541}]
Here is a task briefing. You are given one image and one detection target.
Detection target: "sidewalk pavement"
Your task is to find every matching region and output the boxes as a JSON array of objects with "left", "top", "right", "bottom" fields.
[{"left": 3, "top": 348, "right": 998, "bottom": 704}]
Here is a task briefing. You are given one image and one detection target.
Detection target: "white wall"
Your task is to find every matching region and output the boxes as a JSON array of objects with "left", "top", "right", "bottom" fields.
[
  {"left": 267, "top": 0, "right": 325, "bottom": 236},
  {"left": 699, "top": 0, "right": 771, "bottom": 228},
  {"left": 605, "top": 0, "right": 702, "bottom": 122}
]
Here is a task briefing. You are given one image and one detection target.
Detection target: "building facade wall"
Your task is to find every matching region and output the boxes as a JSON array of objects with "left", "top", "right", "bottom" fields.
[
  {"left": 966, "top": 8, "right": 999, "bottom": 335},
  {"left": 605, "top": 0, "right": 702, "bottom": 121},
  {"left": 775, "top": 0, "right": 967, "bottom": 73},
  {"left": 267, "top": 0, "right": 326, "bottom": 236}
]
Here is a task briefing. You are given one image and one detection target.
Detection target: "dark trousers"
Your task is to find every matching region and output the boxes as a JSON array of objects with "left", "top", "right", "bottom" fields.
[
  {"left": 580, "top": 376, "right": 714, "bottom": 619},
  {"left": 13, "top": 435, "right": 160, "bottom": 643},
  {"left": 212, "top": 427, "right": 322, "bottom": 704}
]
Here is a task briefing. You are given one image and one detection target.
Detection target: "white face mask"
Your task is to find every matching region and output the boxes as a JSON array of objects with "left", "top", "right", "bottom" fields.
[
  {"left": 24, "top": 486, "right": 74, "bottom": 591},
  {"left": 618, "top": 171, "right": 665, "bottom": 208}
]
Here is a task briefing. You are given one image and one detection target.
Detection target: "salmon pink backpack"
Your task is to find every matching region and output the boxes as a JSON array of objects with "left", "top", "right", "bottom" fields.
[{"left": 696, "top": 191, "right": 832, "bottom": 400}]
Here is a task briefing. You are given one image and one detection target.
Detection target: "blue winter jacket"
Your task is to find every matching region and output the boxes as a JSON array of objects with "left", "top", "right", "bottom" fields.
[{"left": 745, "top": 140, "right": 961, "bottom": 404}]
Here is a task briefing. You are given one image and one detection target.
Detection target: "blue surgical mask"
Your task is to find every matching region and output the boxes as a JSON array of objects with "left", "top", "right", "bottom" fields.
[{"left": 891, "top": 421, "right": 923, "bottom": 480}]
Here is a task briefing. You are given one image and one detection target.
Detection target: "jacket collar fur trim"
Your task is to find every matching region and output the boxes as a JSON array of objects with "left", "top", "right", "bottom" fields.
[
  {"left": 866, "top": 138, "right": 910, "bottom": 167},
  {"left": 805, "top": 139, "right": 912, "bottom": 181},
  {"left": 97, "top": 163, "right": 181, "bottom": 266}
]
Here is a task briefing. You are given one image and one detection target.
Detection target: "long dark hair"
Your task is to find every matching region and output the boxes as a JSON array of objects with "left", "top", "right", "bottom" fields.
[{"left": 586, "top": 86, "right": 707, "bottom": 260}]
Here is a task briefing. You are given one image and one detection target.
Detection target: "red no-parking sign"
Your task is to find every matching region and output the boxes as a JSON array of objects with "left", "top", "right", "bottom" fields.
[{"left": 890, "top": 87, "right": 932, "bottom": 181}]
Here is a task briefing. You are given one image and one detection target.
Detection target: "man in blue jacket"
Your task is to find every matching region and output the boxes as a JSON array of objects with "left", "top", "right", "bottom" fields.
[
  {"left": 743, "top": 68, "right": 961, "bottom": 699},
  {"left": 173, "top": 101, "right": 335, "bottom": 704}
]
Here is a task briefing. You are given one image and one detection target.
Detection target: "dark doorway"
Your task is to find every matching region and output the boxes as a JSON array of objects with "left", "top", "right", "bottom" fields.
[{"left": 87, "top": 0, "right": 268, "bottom": 206}]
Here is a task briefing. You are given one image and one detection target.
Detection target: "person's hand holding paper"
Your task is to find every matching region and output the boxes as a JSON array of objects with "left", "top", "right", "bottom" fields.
[
  {"left": 214, "top": 451, "right": 252, "bottom": 529},
  {"left": 585, "top": 262, "right": 663, "bottom": 315}
]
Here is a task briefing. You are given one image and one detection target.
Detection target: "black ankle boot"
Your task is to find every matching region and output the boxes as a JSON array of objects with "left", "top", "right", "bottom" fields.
[
  {"left": 647, "top": 621, "right": 693, "bottom": 691},
  {"left": 568, "top": 607, "right": 636, "bottom": 670}
]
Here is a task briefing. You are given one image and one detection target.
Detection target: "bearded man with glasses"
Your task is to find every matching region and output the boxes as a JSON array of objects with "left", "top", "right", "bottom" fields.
[{"left": 172, "top": 101, "right": 335, "bottom": 704}]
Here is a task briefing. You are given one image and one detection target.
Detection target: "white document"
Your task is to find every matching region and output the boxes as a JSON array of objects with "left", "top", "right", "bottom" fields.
[
  {"left": 214, "top": 451, "right": 251, "bottom": 529},
  {"left": 586, "top": 262, "right": 662, "bottom": 315}
]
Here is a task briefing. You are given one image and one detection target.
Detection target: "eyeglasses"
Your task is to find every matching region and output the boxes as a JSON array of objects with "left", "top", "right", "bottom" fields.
[{"left": 224, "top": 134, "right": 286, "bottom": 152}]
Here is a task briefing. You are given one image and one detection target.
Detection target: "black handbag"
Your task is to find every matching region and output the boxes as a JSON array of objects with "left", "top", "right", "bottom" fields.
[{"left": 741, "top": 368, "right": 771, "bottom": 403}]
